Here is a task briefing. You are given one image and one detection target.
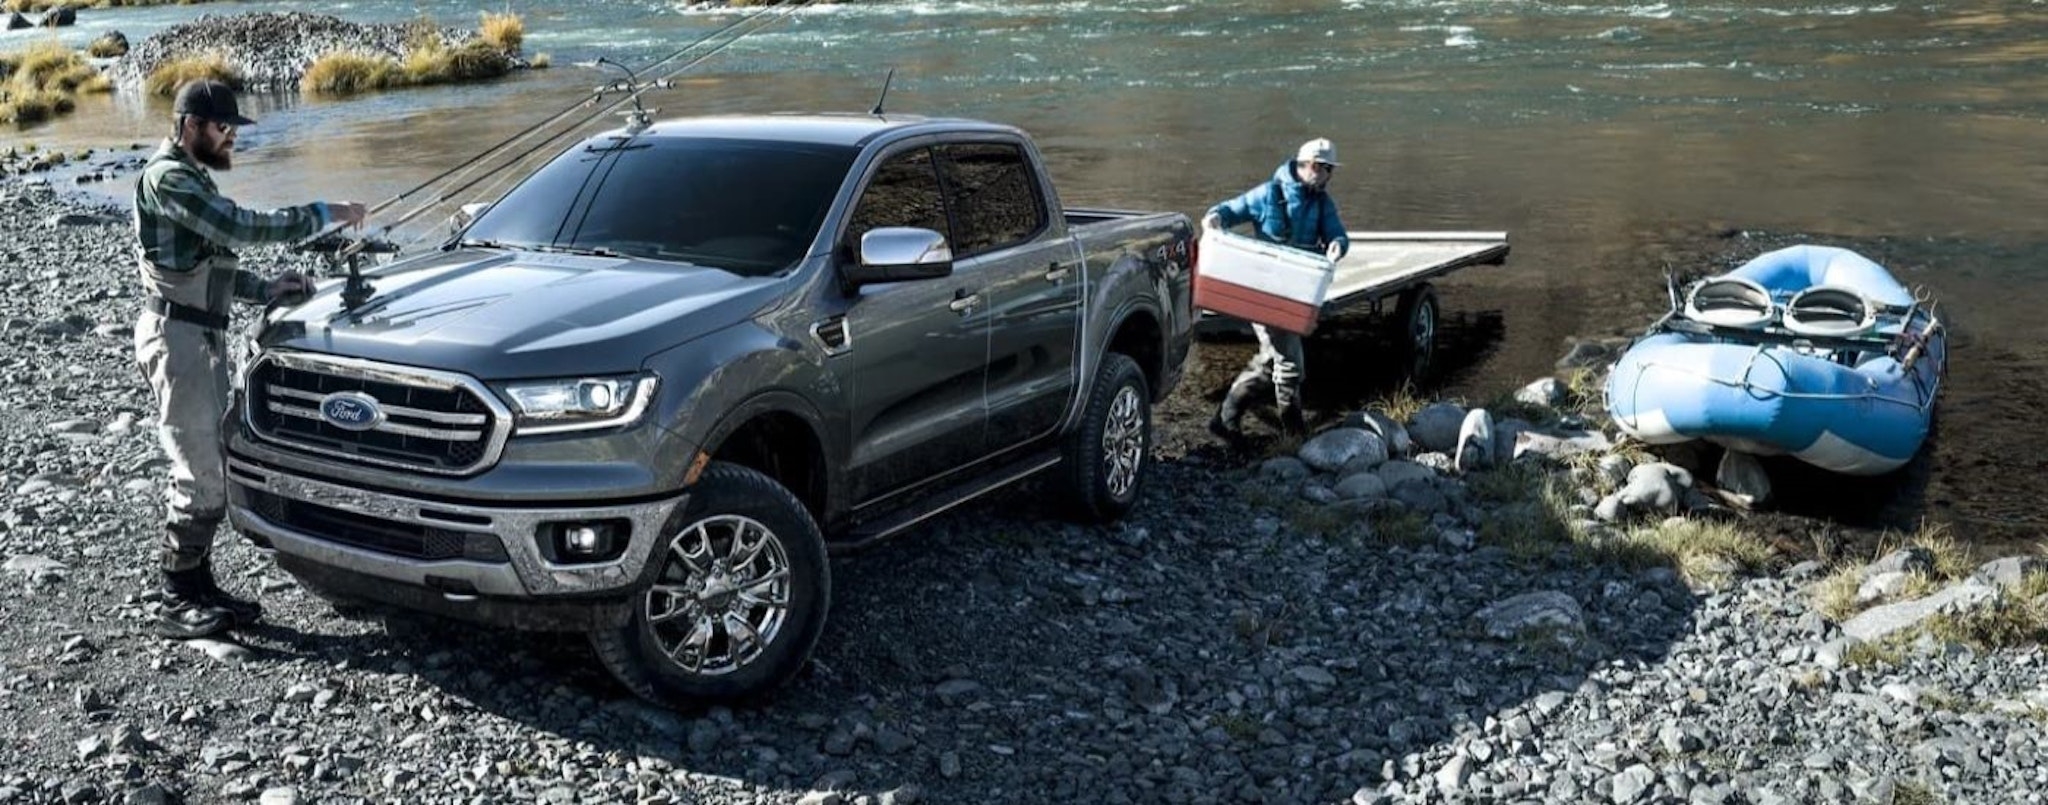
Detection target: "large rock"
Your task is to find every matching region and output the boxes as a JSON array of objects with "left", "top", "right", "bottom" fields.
[
  {"left": 1298, "top": 428, "right": 1387, "bottom": 474},
  {"left": 6, "top": 12, "right": 31, "bottom": 30},
  {"left": 1514, "top": 377, "right": 1566, "bottom": 408},
  {"left": 1453, "top": 408, "right": 1494, "bottom": 473},
  {"left": 1375, "top": 459, "right": 1435, "bottom": 489},
  {"left": 1333, "top": 472, "right": 1387, "bottom": 500},
  {"left": 1595, "top": 462, "right": 1692, "bottom": 521},
  {"left": 1971, "top": 556, "right": 2047, "bottom": 591},
  {"left": 38, "top": 6, "right": 75, "bottom": 27},
  {"left": 1389, "top": 479, "right": 1448, "bottom": 517},
  {"left": 1841, "top": 581, "right": 2001, "bottom": 643},
  {"left": 1864, "top": 547, "right": 1934, "bottom": 580},
  {"left": 1715, "top": 450, "right": 1771, "bottom": 507},
  {"left": 1473, "top": 591, "right": 1585, "bottom": 643},
  {"left": 1407, "top": 402, "right": 1467, "bottom": 454},
  {"left": 1344, "top": 409, "right": 1413, "bottom": 457},
  {"left": 1512, "top": 429, "right": 1612, "bottom": 462}
]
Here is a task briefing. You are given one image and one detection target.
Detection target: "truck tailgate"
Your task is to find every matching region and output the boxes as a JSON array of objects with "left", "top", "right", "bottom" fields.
[{"left": 1326, "top": 231, "right": 1510, "bottom": 310}]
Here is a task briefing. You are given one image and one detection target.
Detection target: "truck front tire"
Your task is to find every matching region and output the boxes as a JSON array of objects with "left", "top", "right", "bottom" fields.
[
  {"left": 591, "top": 462, "right": 830, "bottom": 707},
  {"left": 1058, "top": 352, "right": 1151, "bottom": 523}
]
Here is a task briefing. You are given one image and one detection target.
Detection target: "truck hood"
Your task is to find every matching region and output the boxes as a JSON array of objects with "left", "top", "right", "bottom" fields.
[{"left": 259, "top": 247, "right": 781, "bottom": 379}]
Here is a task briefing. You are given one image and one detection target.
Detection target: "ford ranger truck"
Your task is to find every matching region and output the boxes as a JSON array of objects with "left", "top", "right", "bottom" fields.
[{"left": 224, "top": 114, "right": 1195, "bottom": 706}]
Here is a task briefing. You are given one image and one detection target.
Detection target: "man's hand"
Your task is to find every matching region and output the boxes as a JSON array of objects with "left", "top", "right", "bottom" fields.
[
  {"left": 327, "top": 201, "right": 369, "bottom": 230},
  {"left": 265, "top": 270, "right": 315, "bottom": 306},
  {"left": 1201, "top": 212, "right": 1223, "bottom": 232},
  {"left": 1326, "top": 242, "right": 1344, "bottom": 261}
]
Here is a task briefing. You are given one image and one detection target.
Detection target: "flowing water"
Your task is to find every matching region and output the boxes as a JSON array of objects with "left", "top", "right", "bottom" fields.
[{"left": 8, "top": 0, "right": 2047, "bottom": 538}]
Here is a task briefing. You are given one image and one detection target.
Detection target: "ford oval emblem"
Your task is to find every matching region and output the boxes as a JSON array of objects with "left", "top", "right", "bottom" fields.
[{"left": 318, "top": 391, "right": 385, "bottom": 432}]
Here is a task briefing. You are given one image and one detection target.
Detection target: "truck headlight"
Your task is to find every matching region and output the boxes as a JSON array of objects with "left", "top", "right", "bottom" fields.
[{"left": 497, "top": 374, "right": 658, "bottom": 435}]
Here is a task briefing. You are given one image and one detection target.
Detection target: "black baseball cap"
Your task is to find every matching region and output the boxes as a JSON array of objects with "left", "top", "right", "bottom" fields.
[{"left": 172, "top": 79, "right": 256, "bottom": 126}]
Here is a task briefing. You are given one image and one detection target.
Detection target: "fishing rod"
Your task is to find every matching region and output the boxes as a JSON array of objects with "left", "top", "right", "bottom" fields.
[
  {"left": 381, "top": 0, "right": 820, "bottom": 236},
  {"left": 297, "top": 0, "right": 818, "bottom": 252}
]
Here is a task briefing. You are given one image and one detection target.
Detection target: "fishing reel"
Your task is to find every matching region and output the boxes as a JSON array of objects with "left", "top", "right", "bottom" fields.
[{"left": 294, "top": 229, "right": 402, "bottom": 309}]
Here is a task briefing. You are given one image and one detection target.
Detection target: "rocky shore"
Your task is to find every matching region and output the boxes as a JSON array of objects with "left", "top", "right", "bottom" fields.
[{"left": 0, "top": 175, "right": 2042, "bottom": 805}]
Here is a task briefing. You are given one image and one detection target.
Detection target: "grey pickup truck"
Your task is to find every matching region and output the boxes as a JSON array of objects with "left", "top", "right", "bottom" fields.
[{"left": 224, "top": 114, "right": 1196, "bottom": 706}]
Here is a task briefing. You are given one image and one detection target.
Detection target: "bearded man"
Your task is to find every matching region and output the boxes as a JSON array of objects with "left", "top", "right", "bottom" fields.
[{"left": 132, "top": 79, "right": 367, "bottom": 639}]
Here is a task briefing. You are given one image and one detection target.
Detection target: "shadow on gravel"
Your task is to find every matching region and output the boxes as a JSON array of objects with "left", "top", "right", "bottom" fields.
[{"left": 244, "top": 453, "right": 1700, "bottom": 804}]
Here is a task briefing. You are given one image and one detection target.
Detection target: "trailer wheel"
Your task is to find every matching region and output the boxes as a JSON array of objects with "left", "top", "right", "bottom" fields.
[
  {"left": 1391, "top": 284, "right": 1440, "bottom": 381},
  {"left": 591, "top": 462, "right": 829, "bottom": 707}
]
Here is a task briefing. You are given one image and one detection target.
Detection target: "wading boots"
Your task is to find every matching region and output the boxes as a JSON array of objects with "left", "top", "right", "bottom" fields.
[{"left": 154, "top": 559, "right": 263, "bottom": 639}]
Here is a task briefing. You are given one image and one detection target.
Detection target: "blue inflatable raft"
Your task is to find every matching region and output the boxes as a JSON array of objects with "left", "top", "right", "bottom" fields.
[{"left": 1605, "top": 245, "right": 1946, "bottom": 476}]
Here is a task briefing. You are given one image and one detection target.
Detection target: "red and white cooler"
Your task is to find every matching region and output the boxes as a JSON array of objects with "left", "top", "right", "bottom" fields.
[{"left": 1193, "top": 230, "right": 1336, "bottom": 335}]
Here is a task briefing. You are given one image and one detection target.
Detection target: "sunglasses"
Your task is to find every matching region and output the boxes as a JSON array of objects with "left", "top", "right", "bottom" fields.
[
  {"left": 1305, "top": 161, "right": 1336, "bottom": 172},
  {"left": 211, "top": 121, "right": 237, "bottom": 136}
]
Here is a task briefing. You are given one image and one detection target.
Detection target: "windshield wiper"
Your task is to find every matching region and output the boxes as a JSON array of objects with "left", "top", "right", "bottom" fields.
[
  {"left": 453, "top": 238, "right": 523, "bottom": 250},
  {"left": 528, "top": 244, "right": 622, "bottom": 258}
]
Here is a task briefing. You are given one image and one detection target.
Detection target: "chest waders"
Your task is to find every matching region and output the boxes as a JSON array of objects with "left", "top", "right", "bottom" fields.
[{"left": 134, "top": 153, "right": 243, "bottom": 575}]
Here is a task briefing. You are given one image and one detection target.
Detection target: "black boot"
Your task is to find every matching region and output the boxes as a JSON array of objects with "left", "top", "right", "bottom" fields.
[
  {"left": 1279, "top": 403, "right": 1308, "bottom": 439},
  {"left": 185, "top": 565, "right": 265, "bottom": 627},
  {"left": 1208, "top": 383, "right": 1258, "bottom": 449},
  {"left": 155, "top": 570, "right": 235, "bottom": 640}
]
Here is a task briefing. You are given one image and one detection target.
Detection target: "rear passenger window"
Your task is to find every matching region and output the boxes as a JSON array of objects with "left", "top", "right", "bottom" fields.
[
  {"left": 938, "top": 143, "right": 1046, "bottom": 257},
  {"left": 844, "top": 147, "right": 948, "bottom": 258}
]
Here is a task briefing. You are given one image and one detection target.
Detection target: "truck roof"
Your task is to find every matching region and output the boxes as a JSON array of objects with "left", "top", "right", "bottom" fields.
[{"left": 625, "top": 113, "right": 1022, "bottom": 148}]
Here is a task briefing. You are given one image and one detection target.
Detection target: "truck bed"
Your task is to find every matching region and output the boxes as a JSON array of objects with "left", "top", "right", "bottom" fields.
[{"left": 1325, "top": 231, "right": 1511, "bottom": 310}]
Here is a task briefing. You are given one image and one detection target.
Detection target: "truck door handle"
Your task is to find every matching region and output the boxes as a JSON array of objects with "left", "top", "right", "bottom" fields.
[
  {"left": 1045, "top": 261, "right": 1073, "bottom": 283},
  {"left": 949, "top": 290, "right": 980, "bottom": 315}
]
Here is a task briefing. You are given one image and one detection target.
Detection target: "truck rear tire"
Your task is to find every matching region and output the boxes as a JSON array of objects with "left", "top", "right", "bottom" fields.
[
  {"left": 590, "top": 462, "right": 829, "bottom": 707},
  {"left": 1057, "top": 352, "right": 1151, "bottom": 523},
  {"left": 1391, "top": 284, "right": 1440, "bottom": 381}
]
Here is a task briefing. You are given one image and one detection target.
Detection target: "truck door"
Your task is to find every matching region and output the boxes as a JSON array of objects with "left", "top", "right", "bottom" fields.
[
  {"left": 939, "top": 141, "right": 1081, "bottom": 453},
  {"left": 840, "top": 145, "right": 992, "bottom": 504}
]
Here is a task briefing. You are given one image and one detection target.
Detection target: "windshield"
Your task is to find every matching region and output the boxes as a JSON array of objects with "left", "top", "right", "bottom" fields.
[{"left": 461, "top": 136, "right": 859, "bottom": 276}]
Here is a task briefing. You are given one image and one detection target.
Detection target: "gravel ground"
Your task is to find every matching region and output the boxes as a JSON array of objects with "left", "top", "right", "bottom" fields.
[{"left": 1, "top": 176, "right": 2043, "bottom": 805}]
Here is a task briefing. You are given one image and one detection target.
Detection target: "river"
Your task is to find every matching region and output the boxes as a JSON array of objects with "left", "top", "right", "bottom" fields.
[{"left": 7, "top": 0, "right": 2045, "bottom": 539}]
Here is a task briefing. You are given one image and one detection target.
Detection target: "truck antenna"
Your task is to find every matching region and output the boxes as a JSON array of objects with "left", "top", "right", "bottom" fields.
[{"left": 869, "top": 69, "right": 895, "bottom": 116}]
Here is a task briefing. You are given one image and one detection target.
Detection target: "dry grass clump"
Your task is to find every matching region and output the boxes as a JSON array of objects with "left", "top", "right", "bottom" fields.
[
  {"left": 301, "top": 14, "right": 519, "bottom": 96},
  {"left": 1368, "top": 382, "right": 1429, "bottom": 424},
  {"left": 1, "top": 40, "right": 112, "bottom": 126},
  {"left": 142, "top": 52, "right": 238, "bottom": 97},
  {"left": 478, "top": 10, "right": 523, "bottom": 52},
  {"left": 85, "top": 36, "right": 128, "bottom": 59}
]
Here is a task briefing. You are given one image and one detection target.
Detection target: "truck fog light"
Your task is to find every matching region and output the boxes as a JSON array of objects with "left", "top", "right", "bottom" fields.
[
  {"left": 543, "top": 519, "right": 629, "bottom": 564},
  {"left": 565, "top": 525, "right": 605, "bottom": 554}
]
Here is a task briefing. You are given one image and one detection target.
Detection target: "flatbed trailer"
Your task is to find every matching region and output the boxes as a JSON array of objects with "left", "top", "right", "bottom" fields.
[{"left": 1200, "top": 230, "right": 1511, "bottom": 379}]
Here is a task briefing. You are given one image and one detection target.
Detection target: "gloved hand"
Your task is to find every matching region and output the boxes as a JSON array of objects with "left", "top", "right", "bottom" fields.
[
  {"left": 265, "top": 270, "right": 315, "bottom": 306},
  {"left": 1201, "top": 212, "right": 1222, "bottom": 232}
]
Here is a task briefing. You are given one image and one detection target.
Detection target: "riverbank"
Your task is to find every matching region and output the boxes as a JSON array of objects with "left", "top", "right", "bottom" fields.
[{"left": 0, "top": 175, "right": 2041, "bottom": 805}]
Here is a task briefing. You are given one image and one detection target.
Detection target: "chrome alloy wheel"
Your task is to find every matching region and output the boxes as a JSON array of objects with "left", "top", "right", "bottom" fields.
[
  {"left": 643, "top": 514, "right": 792, "bottom": 677},
  {"left": 1100, "top": 383, "right": 1146, "bottom": 499}
]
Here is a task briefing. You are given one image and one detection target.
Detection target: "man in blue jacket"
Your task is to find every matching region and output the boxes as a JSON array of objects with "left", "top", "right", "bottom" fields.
[{"left": 1203, "top": 138, "right": 1350, "bottom": 443}]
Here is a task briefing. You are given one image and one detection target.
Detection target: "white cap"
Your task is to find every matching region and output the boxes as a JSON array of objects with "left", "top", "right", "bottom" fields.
[{"left": 1296, "top": 138, "right": 1340, "bottom": 167}]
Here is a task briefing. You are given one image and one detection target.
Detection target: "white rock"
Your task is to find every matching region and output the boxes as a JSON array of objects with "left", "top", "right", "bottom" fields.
[
  {"left": 1474, "top": 591, "right": 1585, "bottom": 642},
  {"left": 1513, "top": 429, "right": 1613, "bottom": 461},
  {"left": 1842, "top": 581, "right": 2001, "bottom": 643},
  {"left": 1453, "top": 408, "right": 1494, "bottom": 473},
  {"left": 1514, "top": 377, "right": 1565, "bottom": 408},
  {"left": 186, "top": 639, "right": 252, "bottom": 663},
  {"left": 3, "top": 555, "right": 66, "bottom": 575},
  {"left": 1854, "top": 571, "right": 1914, "bottom": 605}
]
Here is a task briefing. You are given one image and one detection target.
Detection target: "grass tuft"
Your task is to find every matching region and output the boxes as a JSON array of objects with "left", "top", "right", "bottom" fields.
[
  {"left": 1368, "top": 382, "right": 1430, "bottom": 424},
  {"left": 301, "top": 15, "right": 515, "bottom": 96},
  {"left": 1, "top": 40, "right": 111, "bottom": 126},
  {"left": 478, "top": 10, "right": 524, "bottom": 52},
  {"left": 143, "top": 53, "right": 239, "bottom": 97}
]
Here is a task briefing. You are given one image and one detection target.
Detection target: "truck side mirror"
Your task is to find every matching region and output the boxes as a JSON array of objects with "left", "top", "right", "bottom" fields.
[
  {"left": 449, "top": 202, "right": 492, "bottom": 235},
  {"left": 845, "top": 227, "right": 954, "bottom": 285}
]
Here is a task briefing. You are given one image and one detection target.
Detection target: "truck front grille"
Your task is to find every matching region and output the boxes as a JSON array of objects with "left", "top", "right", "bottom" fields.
[{"left": 245, "top": 352, "right": 513, "bottom": 475}]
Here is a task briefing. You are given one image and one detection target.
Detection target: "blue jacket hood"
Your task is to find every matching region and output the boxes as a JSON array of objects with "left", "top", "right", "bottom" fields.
[{"left": 1208, "top": 162, "right": 1350, "bottom": 257}]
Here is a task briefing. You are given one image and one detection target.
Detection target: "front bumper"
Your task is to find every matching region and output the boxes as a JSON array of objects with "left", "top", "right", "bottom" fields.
[{"left": 226, "top": 457, "right": 685, "bottom": 625}]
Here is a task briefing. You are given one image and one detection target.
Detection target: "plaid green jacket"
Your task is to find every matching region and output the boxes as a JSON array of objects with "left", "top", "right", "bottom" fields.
[{"left": 132, "top": 139, "right": 331, "bottom": 304}]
